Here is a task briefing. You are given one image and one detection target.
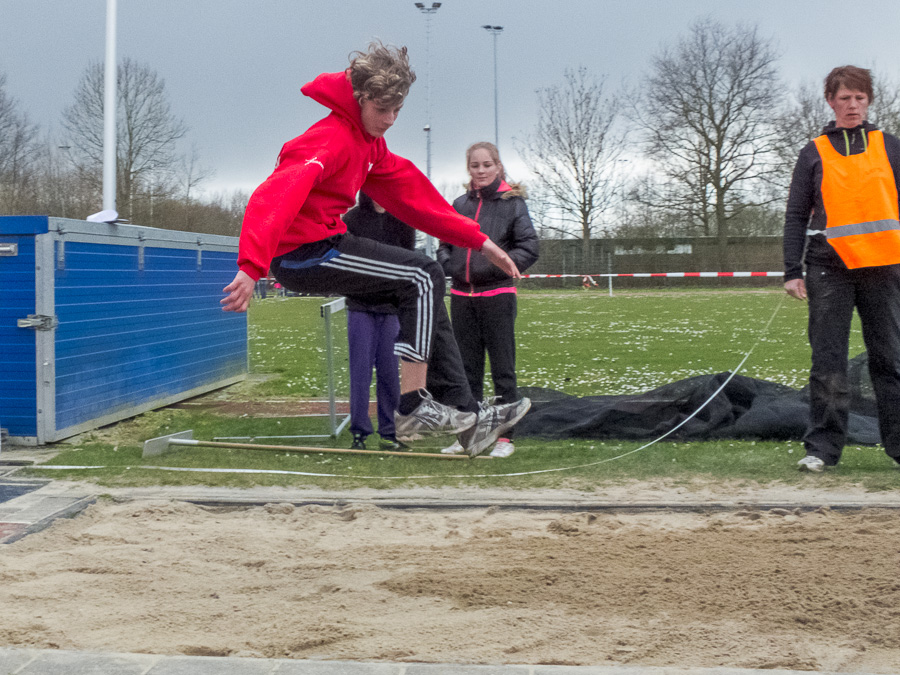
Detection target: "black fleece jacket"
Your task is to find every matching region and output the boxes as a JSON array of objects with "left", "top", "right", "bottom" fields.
[
  {"left": 342, "top": 193, "right": 416, "bottom": 313},
  {"left": 438, "top": 177, "right": 539, "bottom": 293},
  {"left": 783, "top": 120, "right": 900, "bottom": 282}
]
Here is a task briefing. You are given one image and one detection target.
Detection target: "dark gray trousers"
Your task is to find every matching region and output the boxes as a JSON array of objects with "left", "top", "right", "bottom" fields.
[
  {"left": 450, "top": 292, "right": 518, "bottom": 405},
  {"left": 805, "top": 263, "right": 900, "bottom": 464}
]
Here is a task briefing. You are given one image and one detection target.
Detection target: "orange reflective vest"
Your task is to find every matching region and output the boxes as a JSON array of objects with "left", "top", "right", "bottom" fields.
[{"left": 814, "top": 129, "right": 900, "bottom": 268}]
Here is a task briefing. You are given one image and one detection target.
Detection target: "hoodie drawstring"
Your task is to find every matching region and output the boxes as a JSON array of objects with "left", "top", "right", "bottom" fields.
[{"left": 841, "top": 128, "right": 868, "bottom": 156}]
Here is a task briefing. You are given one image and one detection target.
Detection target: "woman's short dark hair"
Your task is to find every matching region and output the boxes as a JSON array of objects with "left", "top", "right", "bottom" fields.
[{"left": 824, "top": 65, "right": 874, "bottom": 102}]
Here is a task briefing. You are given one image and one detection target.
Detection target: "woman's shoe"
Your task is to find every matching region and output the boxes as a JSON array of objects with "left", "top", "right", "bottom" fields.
[
  {"left": 440, "top": 440, "right": 466, "bottom": 455},
  {"left": 489, "top": 438, "right": 515, "bottom": 458}
]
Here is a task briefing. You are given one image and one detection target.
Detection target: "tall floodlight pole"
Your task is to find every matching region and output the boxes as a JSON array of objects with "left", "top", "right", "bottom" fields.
[
  {"left": 482, "top": 25, "right": 503, "bottom": 149},
  {"left": 103, "top": 0, "right": 117, "bottom": 213},
  {"left": 415, "top": 2, "right": 441, "bottom": 256}
]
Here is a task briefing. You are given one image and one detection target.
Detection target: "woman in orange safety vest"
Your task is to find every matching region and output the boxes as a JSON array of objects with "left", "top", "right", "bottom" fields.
[{"left": 784, "top": 65, "right": 900, "bottom": 472}]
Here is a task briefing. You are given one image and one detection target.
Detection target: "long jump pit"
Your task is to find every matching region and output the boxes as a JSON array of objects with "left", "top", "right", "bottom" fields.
[{"left": 0, "top": 487, "right": 898, "bottom": 673}]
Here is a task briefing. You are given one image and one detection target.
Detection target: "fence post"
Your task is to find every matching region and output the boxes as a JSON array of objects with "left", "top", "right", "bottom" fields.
[{"left": 607, "top": 251, "right": 614, "bottom": 297}]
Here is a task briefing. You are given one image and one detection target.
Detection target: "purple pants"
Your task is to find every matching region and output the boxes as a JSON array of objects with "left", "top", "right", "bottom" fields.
[{"left": 347, "top": 310, "right": 401, "bottom": 438}]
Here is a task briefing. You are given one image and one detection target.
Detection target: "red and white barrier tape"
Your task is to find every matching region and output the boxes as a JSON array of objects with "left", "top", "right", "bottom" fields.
[
  {"left": 262, "top": 272, "right": 783, "bottom": 282},
  {"left": 523, "top": 272, "right": 783, "bottom": 278}
]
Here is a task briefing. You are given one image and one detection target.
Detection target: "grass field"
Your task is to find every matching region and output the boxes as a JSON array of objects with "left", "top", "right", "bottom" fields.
[
  {"left": 249, "top": 288, "right": 833, "bottom": 398},
  {"left": 29, "top": 286, "right": 894, "bottom": 491}
]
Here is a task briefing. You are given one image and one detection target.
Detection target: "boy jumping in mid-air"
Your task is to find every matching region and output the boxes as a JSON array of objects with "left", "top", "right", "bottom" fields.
[{"left": 221, "top": 41, "right": 531, "bottom": 456}]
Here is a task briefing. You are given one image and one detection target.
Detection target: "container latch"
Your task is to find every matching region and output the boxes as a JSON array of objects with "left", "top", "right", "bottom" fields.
[{"left": 17, "top": 315, "right": 59, "bottom": 331}]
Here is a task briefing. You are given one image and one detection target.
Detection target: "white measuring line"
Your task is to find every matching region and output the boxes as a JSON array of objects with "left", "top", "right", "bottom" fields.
[{"left": 35, "top": 295, "right": 788, "bottom": 480}]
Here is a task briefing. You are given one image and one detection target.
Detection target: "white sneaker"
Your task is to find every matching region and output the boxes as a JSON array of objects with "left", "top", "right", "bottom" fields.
[
  {"left": 441, "top": 440, "right": 466, "bottom": 455},
  {"left": 797, "top": 455, "right": 826, "bottom": 473},
  {"left": 489, "top": 439, "right": 515, "bottom": 458}
]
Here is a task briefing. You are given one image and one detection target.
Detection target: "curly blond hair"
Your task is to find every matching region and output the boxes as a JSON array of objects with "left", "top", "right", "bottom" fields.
[{"left": 348, "top": 41, "right": 416, "bottom": 106}]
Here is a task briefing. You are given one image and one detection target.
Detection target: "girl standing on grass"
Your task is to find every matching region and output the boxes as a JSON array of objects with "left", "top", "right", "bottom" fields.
[
  {"left": 438, "top": 142, "right": 539, "bottom": 458},
  {"left": 342, "top": 192, "right": 416, "bottom": 450}
]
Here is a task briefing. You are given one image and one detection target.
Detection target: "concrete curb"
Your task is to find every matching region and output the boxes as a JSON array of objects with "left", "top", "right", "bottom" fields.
[
  {"left": 0, "top": 647, "right": 879, "bottom": 675},
  {"left": 0, "top": 476, "right": 94, "bottom": 544}
]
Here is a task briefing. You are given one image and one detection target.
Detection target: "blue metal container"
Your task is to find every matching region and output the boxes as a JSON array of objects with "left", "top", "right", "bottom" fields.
[{"left": 0, "top": 216, "right": 247, "bottom": 444}]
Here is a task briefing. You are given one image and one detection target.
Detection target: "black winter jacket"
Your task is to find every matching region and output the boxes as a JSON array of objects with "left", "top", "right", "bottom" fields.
[
  {"left": 342, "top": 192, "right": 416, "bottom": 313},
  {"left": 438, "top": 177, "right": 539, "bottom": 293},
  {"left": 783, "top": 120, "right": 900, "bottom": 282}
]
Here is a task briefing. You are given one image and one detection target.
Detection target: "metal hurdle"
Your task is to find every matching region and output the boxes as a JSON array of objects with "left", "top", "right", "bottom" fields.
[{"left": 215, "top": 296, "right": 351, "bottom": 442}]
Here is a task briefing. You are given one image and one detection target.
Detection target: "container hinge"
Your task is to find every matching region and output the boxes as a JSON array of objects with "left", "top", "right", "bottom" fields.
[{"left": 17, "top": 314, "right": 59, "bottom": 331}]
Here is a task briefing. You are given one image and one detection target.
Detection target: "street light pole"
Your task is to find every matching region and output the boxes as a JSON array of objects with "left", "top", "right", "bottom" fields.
[
  {"left": 482, "top": 25, "right": 503, "bottom": 149},
  {"left": 415, "top": 2, "right": 441, "bottom": 256}
]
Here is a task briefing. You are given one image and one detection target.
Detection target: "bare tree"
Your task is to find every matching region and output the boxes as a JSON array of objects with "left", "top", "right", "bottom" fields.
[
  {"left": 178, "top": 144, "right": 214, "bottom": 204},
  {"left": 0, "top": 73, "right": 41, "bottom": 213},
  {"left": 870, "top": 71, "right": 900, "bottom": 136},
  {"left": 771, "top": 80, "right": 829, "bottom": 195},
  {"left": 778, "top": 81, "right": 828, "bottom": 145},
  {"left": 633, "top": 19, "right": 780, "bottom": 267},
  {"left": 139, "top": 144, "right": 215, "bottom": 229},
  {"left": 626, "top": 176, "right": 702, "bottom": 237},
  {"left": 61, "top": 58, "right": 188, "bottom": 220},
  {"left": 520, "top": 182, "right": 565, "bottom": 240},
  {"left": 435, "top": 180, "right": 463, "bottom": 204},
  {"left": 517, "top": 67, "right": 624, "bottom": 270}
]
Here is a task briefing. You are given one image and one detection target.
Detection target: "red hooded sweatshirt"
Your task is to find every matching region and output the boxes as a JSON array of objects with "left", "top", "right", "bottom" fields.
[{"left": 237, "top": 71, "right": 488, "bottom": 281}]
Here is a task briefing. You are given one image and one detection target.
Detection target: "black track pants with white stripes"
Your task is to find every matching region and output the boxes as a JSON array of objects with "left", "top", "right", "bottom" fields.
[{"left": 272, "top": 233, "right": 479, "bottom": 412}]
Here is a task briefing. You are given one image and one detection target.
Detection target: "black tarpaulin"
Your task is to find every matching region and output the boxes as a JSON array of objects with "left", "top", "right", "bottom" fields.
[{"left": 516, "top": 353, "right": 880, "bottom": 445}]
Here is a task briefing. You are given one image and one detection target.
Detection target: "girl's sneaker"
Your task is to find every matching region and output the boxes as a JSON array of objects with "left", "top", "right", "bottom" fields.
[
  {"left": 490, "top": 438, "right": 515, "bottom": 458},
  {"left": 441, "top": 440, "right": 466, "bottom": 455},
  {"left": 379, "top": 436, "right": 403, "bottom": 451}
]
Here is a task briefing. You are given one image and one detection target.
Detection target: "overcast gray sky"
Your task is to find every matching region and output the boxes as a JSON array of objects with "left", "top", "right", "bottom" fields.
[{"left": 3, "top": 0, "right": 900, "bottom": 198}]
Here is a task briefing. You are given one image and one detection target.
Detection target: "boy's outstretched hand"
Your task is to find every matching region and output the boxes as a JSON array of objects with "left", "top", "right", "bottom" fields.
[
  {"left": 221, "top": 270, "right": 256, "bottom": 313},
  {"left": 480, "top": 239, "right": 521, "bottom": 279}
]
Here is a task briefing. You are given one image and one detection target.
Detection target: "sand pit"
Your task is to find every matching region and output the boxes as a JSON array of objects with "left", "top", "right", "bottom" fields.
[{"left": 0, "top": 499, "right": 898, "bottom": 671}]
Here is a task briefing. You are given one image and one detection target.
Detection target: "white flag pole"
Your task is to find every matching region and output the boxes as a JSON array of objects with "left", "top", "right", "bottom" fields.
[{"left": 102, "top": 0, "right": 117, "bottom": 212}]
